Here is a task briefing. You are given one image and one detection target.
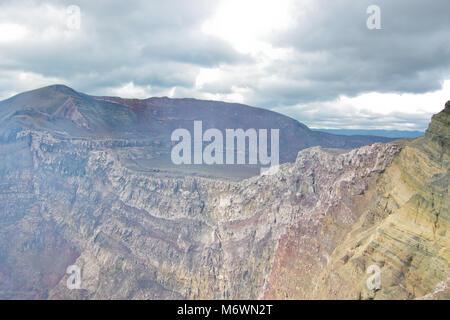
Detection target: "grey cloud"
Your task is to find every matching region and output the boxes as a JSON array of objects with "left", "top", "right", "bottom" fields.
[
  {"left": 0, "top": 0, "right": 245, "bottom": 95},
  {"left": 0, "top": 0, "right": 448, "bottom": 130},
  {"left": 263, "top": 0, "right": 450, "bottom": 104},
  {"left": 140, "top": 33, "right": 251, "bottom": 67}
]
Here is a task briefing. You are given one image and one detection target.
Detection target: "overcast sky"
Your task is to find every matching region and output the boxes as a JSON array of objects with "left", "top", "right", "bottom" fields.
[{"left": 0, "top": 0, "right": 449, "bottom": 130}]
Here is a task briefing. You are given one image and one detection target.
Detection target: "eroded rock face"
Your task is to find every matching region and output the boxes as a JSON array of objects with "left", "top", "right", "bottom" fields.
[
  {"left": 0, "top": 126, "right": 401, "bottom": 299},
  {"left": 0, "top": 90, "right": 448, "bottom": 300}
]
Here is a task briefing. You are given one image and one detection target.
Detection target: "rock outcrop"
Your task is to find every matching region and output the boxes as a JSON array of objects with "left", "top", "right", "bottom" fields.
[{"left": 265, "top": 102, "right": 449, "bottom": 299}]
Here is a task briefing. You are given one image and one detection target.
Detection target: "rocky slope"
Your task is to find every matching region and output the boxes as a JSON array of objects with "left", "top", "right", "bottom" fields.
[{"left": 0, "top": 87, "right": 448, "bottom": 299}]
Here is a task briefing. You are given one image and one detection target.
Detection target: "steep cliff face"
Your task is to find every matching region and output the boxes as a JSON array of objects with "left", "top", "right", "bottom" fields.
[
  {"left": 0, "top": 88, "right": 448, "bottom": 300},
  {"left": 3, "top": 131, "right": 399, "bottom": 299},
  {"left": 265, "top": 102, "right": 449, "bottom": 299}
]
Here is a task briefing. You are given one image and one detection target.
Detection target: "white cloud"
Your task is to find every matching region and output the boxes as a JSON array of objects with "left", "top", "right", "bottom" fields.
[
  {"left": 0, "top": 70, "right": 64, "bottom": 99},
  {"left": 200, "top": 86, "right": 252, "bottom": 104},
  {"left": 195, "top": 68, "right": 223, "bottom": 89},
  {"left": 273, "top": 79, "right": 450, "bottom": 130},
  {"left": 0, "top": 23, "right": 28, "bottom": 43},
  {"left": 106, "top": 82, "right": 152, "bottom": 99},
  {"left": 339, "top": 80, "right": 450, "bottom": 115},
  {"left": 202, "top": 0, "right": 294, "bottom": 55}
]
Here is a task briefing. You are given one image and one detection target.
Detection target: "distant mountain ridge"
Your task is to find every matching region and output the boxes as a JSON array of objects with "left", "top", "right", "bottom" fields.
[
  {"left": 313, "top": 129, "right": 424, "bottom": 139},
  {"left": 0, "top": 85, "right": 393, "bottom": 167}
]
